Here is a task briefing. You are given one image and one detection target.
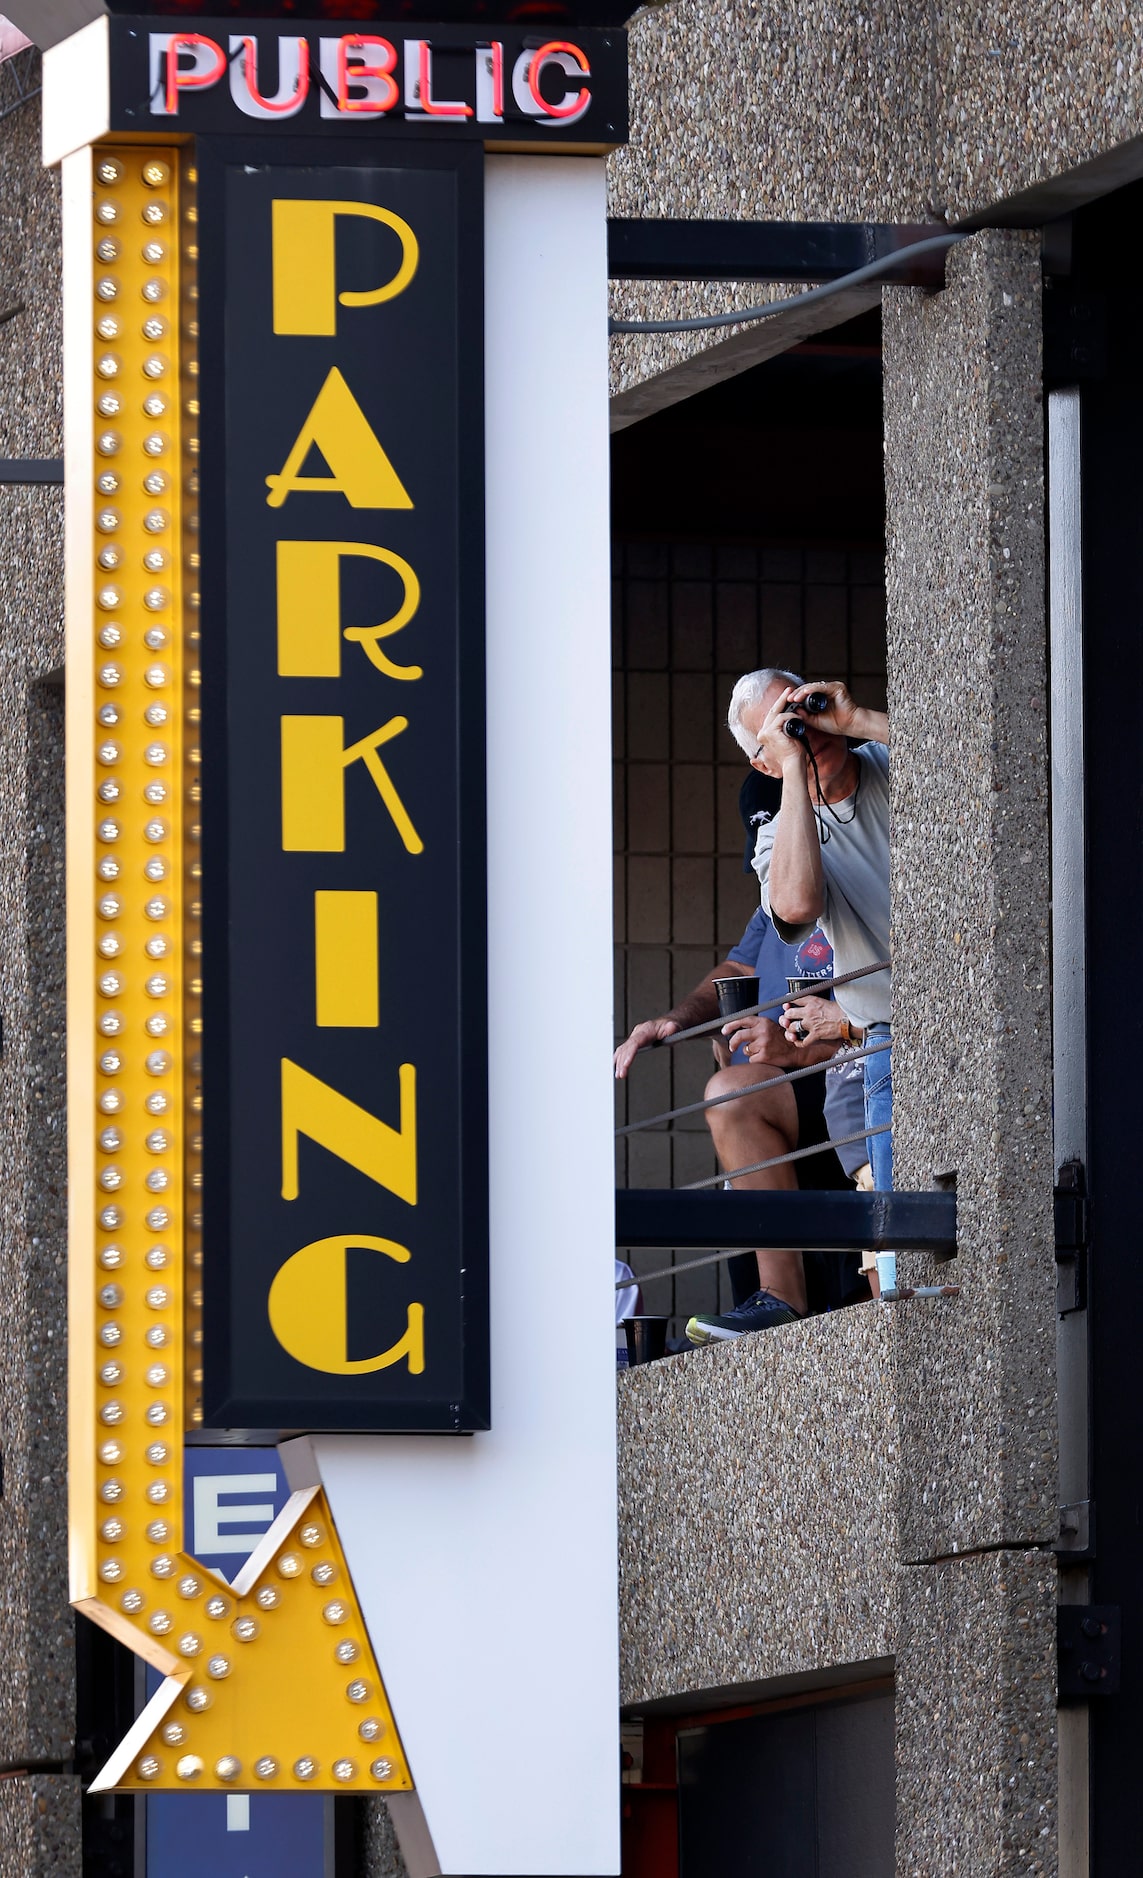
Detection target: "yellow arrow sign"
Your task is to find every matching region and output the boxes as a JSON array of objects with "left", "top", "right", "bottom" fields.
[
  {"left": 66, "top": 142, "right": 411, "bottom": 1796},
  {"left": 86, "top": 1485, "right": 409, "bottom": 1794}
]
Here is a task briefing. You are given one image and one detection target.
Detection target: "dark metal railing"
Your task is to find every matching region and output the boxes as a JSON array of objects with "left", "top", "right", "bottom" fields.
[
  {"left": 615, "top": 959, "right": 958, "bottom": 1280},
  {"left": 616, "top": 1189, "right": 956, "bottom": 1290},
  {"left": 616, "top": 1187, "right": 956, "bottom": 1253}
]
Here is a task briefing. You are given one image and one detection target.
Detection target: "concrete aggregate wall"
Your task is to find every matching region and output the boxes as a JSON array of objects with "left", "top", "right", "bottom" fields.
[
  {"left": 617, "top": 1305, "right": 898, "bottom": 1707},
  {"left": 0, "top": 78, "right": 64, "bottom": 459},
  {"left": 0, "top": 1775, "right": 82, "bottom": 1876},
  {"left": 608, "top": 0, "right": 931, "bottom": 398},
  {"left": 361, "top": 1797, "right": 410, "bottom": 1876},
  {"left": 610, "top": 0, "right": 1143, "bottom": 405},
  {"left": 896, "top": 1550, "right": 1057, "bottom": 1877},
  {"left": 0, "top": 668, "right": 71, "bottom": 1762},
  {"left": 614, "top": 228, "right": 1059, "bottom": 1878},
  {"left": 883, "top": 230, "right": 1056, "bottom": 1566},
  {"left": 934, "top": 1, "right": 1143, "bottom": 221},
  {"left": 882, "top": 229, "right": 1057, "bottom": 1877},
  {"left": 0, "top": 81, "right": 79, "bottom": 1878}
]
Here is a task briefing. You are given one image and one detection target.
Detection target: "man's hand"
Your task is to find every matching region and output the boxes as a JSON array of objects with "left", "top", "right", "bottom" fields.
[
  {"left": 788, "top": 680, "right": 888, "bottom": 747},
  {"left": 780, "top": 995, "right": 847, "bottom": 1048},
  {"left": 721, "top": 1014, "right": 791, "bottom": 1065},
  {"left": 752, "top": 686, "right": 811, "bottom": 780},
  {"left": 614, "top": 1017, "right": 679, "bottom": 1080},
  {"left": 786, "top": 679, "right": 859, "bottom": 737}
]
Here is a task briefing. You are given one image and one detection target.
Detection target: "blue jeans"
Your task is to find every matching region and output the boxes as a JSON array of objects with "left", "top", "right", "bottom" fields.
[{"left": 863, "top": 1026, "right": 892, "bottom": 1190}]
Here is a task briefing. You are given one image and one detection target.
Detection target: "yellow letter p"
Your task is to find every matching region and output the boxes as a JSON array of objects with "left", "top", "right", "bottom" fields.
[{"left": 273, "top": 199, "right": 419, "bottom": 336}]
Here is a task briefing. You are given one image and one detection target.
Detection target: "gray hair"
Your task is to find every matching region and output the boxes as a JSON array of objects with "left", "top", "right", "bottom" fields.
[{"left": 726, "top": 667, "right": 804, "bottom": 755}]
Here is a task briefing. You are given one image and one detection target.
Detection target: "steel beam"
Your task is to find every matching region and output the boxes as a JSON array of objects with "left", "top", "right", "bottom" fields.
[
  {"left": 0, "top": 459, "right": 63, "bottom": 483},
  {"left": 607, "top": 218, "right": 950, "bottom": 286},
  {"left": 616, "top": 1188, "right": 957, "bottom": 1252}
]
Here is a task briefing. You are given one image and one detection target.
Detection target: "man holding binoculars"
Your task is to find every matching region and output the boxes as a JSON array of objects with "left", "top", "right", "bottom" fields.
[{"left": 728, "top": 668, "right": 893, "bottom": 1192}]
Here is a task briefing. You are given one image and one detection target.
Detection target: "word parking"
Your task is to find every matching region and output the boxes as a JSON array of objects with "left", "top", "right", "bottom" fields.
[{"left": 199, "top": 152, "right": 489, "bottom": 1432}]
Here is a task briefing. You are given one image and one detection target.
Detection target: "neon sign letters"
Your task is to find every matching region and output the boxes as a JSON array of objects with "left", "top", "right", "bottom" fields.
[{"left": 106, "top": 16, "right": 628, "bottom": 144}]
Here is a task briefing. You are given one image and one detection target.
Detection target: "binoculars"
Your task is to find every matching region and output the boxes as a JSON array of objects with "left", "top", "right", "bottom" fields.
[{"left": 782, "top": 691, "right": 829, "bottom": 739}]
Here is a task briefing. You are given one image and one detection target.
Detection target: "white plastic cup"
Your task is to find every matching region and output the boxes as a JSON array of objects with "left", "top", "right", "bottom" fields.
[{"left": 875, "top": 1251, "right": 897, "bottom": 1296}]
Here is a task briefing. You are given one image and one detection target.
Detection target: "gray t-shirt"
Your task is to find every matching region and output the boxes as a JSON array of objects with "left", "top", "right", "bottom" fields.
[{"left": 753, "top": 741, "right": 891, "bottom": 1029}]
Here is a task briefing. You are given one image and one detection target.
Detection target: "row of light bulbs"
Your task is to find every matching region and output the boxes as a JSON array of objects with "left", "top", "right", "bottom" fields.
[
  {"left": 138, "top": 1754, "right": 396, "bottom": 1784},
  {"left": 90, "top": 156, "right": 190, "bottom": 1628},
  {"left": 138, "top": 1521, "right": 393, "bottom": 1779},
  {"left": 133, "top": 1522, "right": 394, "bottom": 1784},
  {"left": 89, "top": 148, "right": 399, "bottom": 1794}
]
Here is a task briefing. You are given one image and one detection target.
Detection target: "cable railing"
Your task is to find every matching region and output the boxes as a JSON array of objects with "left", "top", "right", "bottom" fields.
[
  {"left": 627, "top": 957, "right": 890, "bottom": 1055},
  {"left": 615, "top": 1037, "right": 890, "bottom": 1140},
  {"left": 614, "top": 958, "right": 957, "bottom": 1273}
]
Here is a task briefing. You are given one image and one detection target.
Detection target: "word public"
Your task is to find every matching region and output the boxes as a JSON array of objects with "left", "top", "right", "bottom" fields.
[
  {"left": 105, "top": 18, "right": 627, "bottom": 143},
  {"left": 155, "top": 30, "right": 591, "bottom": 125}
]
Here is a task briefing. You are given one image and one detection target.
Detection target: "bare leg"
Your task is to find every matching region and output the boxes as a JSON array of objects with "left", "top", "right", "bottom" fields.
[{"left": 704, "top": 1064, "right": 808, "bottom": 1316}]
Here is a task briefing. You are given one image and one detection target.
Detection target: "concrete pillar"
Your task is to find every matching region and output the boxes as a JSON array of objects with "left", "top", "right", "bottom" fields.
[
  {"left": 0, "top": 85, "right": 81, "bottom": 1876},
  {"left": 361, "top": 1797, "right": 411, "bottom": 1876},
  {"left": 0, "top": 1776, "right": 83, "bottom": 1875},
  {"left": 883, "top": 230, "right": 1058, "bottom": 1875},
  {"left": 896, "top": 1551, "right": 1057, "bottom": 1875}
]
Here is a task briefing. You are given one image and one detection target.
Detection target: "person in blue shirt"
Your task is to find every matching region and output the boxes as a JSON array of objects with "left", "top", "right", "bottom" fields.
[{"left": 614, "top": 874, "right": 870, "bottom": 1340}]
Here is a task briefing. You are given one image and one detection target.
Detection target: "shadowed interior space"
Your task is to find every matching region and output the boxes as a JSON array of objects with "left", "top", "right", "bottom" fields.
[{"left": 611, "top": 310, "right": 888, "bottom": 1338}]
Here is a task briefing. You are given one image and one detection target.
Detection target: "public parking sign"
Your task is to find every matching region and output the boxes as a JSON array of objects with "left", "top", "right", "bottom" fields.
[{"left": 196, "top": 144, "right": 489, "bottom": 1433}]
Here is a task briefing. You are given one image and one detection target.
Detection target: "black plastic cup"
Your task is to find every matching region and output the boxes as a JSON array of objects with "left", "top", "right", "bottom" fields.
[
  {"left": 713, "top": 975, "right": 760, "bottom": 1021},
  {"left": 786, "top": 975, "right": 831, "bottom": 1000},
  {"left": 623, "top": 1316, "right": 669, "bottom": 1365}
]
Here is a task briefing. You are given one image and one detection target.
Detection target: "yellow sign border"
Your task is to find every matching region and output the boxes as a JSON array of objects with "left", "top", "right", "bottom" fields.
[{"left": 65, "top": 140, "right": 413, "bottom": 1797}]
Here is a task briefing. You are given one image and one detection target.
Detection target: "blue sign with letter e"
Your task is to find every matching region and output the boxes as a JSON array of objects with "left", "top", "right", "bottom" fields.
[
  {"left": 186, "top": 1452, "right": 287, "bottom": 1570},
  {"left": 145, "top": 1449, "right": 328, "bottom": 1876}
]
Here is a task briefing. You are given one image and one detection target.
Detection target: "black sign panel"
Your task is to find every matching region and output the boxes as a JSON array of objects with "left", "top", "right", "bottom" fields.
[
  {"left": 108, "top": 15, "right": 628, "bottom": 145},
  {"left": 198, "top": 142, "right": 487, "bottom": 1432}
]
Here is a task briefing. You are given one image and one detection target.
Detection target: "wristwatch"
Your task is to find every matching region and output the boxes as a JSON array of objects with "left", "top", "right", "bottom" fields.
[{"left": 838, "top": 1018, "right": 863, "bottom": 1047}]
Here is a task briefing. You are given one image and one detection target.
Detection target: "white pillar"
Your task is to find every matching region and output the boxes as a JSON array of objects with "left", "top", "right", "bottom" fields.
[{"left": 310, "top": 155, "right": 618, "bottom": 1878}]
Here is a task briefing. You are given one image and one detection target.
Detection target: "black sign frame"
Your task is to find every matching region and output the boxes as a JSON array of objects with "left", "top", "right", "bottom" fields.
[
  {"left": 107, "top": 15, "right": 628, "bottom": 146},
  {"left": 196, "top": 136, "right": 489, "bottom": 1434}
]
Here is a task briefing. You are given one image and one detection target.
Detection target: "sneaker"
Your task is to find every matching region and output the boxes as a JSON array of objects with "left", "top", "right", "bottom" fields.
[{"left": 685, "top": 1288, "right": 803, "bottom": 1344}]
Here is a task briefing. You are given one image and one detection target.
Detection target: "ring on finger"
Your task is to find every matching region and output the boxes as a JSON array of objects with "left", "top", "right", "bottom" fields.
[{"left": 793, "top": 1021, "right": 808, "bottom": 1041}]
